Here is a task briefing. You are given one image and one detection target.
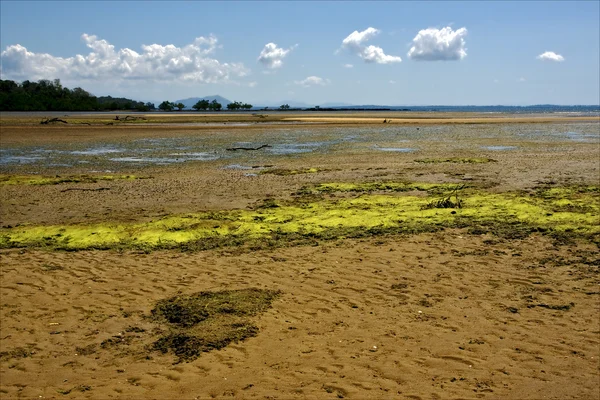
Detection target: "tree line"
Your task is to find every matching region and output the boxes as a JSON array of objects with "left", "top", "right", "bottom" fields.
[
  {"left": 0, "top": 79, "right": 156, "bottom": 111},
  {"left": 0, "top": 79, "right": 255, "bottom": 112},
  {"left": 157, "top": 100, "right": 253, "bottom": 111}
]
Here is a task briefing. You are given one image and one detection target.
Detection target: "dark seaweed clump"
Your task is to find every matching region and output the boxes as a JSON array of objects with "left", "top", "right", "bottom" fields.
[{"left": 150, "top": 288, "right": 280, "bottom": 362}]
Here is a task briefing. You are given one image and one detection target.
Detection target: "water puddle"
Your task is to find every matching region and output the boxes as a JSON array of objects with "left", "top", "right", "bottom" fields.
[
  {"left": 268, "top": 142, "right": 325, "bottom": 155},
  {"left": 0, "top": 155, "right": 44, "bottom": 165},
  {"left": 110, "top": 153, "right": 219, "bottom": 164},
  {"left": 168, "top": 152, "right": 219, "bottom": 160},
  {"left": 482, "top": 146, "right": 517, "bottom": 151},
  {"left": 564, "top": 132, "right": 597, "bottom": 142},
  {"left": 223, "top": 164, "right": 254, "bottom": 170},
  {"left": 375, "top": 147, "right": 417, "bottom": 152},
  {"left": 70, "top": 147, "right": 124, "bottom": 155}
]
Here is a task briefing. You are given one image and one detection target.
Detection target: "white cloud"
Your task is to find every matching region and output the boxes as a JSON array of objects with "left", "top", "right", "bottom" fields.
[
  {"left": 361, "top": 45, "right": 402, "bottom": 64},
  {"left": 537, "top": 51, "right": 564, "bottom": 62},
  {"left": 340, "top": 27, "right": 401, "bottom": 64},
  {"left": 0, "top": 33, "right": 249, "bottom": 83},
  {"left": 294, "top": 76, "right": 330, "bottom": 87},
  {"left": 343, "top": 63, "right": 354, "bottom": 68},
  {"left": 407, "top": 27, "right": 468, "bottom": 61},
  {"left": 342, "top": 27, "right": 380, "bottom": 51},
  {"left": 257, "top": 42, "right": 296, "bottom": 69},
  {"left": 248, "top": 81, "right": 258, "bottom": 88},
  {"left": 518, "top": 77, "right": 526, "bottom": 82},
  {"left": 389, "top": 80, "right": 397, "bottom": 84}
]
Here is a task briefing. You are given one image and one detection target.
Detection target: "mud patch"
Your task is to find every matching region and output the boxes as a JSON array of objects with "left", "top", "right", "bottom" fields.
[
  {"left": 261, "top": 167, "right": 322, "bottom": 176},
  {"left": 415, "top": 157, "right": 496, "bottom": 164}
]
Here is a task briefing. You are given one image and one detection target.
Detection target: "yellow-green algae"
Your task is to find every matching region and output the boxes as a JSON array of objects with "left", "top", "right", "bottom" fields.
[
  {"left": 0, "top": 174, "right": 148, "bottom": 186},
  {"left": 1, "top": 184, "right": 597, "bottom": 250},
  {"left": 415, "top": 157, "right": 497, "bottom": 164}
]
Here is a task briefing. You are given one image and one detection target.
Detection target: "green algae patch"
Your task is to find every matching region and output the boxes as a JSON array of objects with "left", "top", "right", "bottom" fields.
[
  {"left": 260, "top": 167, "right": 322, "bottom": 176},
  {"left": 0, "top": 174, "right": 149, "bottom": 186},
  {"left": 415, "top": 157, "right": 497, "bottom": 164},
  {"left": 151, "top": 288, "right": 280, "bottom": 362},
  {"left": 312, "top": 182, "right": 461, "bottom": 194},
  {"left": 1, "top": 184, "right": 598, "bottom": 251}
]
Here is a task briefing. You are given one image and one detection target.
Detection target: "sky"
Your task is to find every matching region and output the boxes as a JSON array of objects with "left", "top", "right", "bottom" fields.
[{"left": 1, "top": 1, "right": 599, "bottom": 106}]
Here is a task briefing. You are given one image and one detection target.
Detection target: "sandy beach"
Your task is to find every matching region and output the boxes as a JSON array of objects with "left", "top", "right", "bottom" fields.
[{"left": 1, "top": 113, "right": 598, "bottom": 399}]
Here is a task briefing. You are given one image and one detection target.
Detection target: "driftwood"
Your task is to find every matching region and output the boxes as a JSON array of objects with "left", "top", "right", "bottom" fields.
[
  {"left": 115, "top": 115, "right": 147, "bottom": 121},
  {"left": 226, "top": 144, "right": 272, "bottom": 151},
  {"left": 60, "top": 187, "right": 110, "bottom": 193},
  {"left": 41, "top": 118, "right": 68, "bottom": 125}
]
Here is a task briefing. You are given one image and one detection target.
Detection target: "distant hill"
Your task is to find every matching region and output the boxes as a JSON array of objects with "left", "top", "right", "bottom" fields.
[
  {"left": 175, "top": 95, "right": 232, "bottom": 109},
  {"left": 97, "top": 96, "right": 147, "bottom": 110}
]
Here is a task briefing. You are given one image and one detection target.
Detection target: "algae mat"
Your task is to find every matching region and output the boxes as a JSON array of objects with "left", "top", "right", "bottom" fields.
[
  {"left": 0, "top": 174, "right": 147, "bottom": 186},
  {"left": 1, "top": 183, "right": 598, "bottom": 250}
]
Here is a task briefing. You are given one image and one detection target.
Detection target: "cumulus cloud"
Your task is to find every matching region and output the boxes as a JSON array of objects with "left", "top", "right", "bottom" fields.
[
  {"left": 537, "top": 51, "right": 564, "bottom": 62},
  {"left": 340, "top": 27, "right": 401, "bottom": 64},
  {"left": 343, "top": 63, "right": 354, "bottom": 68},
  {"left": 294, "top": 76, "right": 330, "bottom": 87},
  {"left": 407, "top": 27, "right": 468, "bottom": 61},
  {"left": 341, "top": 27, "right": 380, "bottom": 52},
  {"left": 0, "top": 33, "right": 249, "bottom": 83},
  {"left": 257, "top": 42, "right": 296, "bottom": 69}
]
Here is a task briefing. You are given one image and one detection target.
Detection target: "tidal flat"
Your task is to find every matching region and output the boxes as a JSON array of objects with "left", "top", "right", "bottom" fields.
[{"left": 0, "top": 113, "right": 598, "bottom": 399}]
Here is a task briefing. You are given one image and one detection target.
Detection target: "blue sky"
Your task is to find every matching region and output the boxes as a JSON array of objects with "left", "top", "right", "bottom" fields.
[{"left": 1, "top": 1, "right": 598, "bottom": 105}]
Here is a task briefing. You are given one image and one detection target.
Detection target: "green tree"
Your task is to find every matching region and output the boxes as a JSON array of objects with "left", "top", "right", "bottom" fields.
[
  {"left": 175, "top": 102, "right": 185, "bottom": 111},
  {"left": 193, "top": 99, "right": 210, "bottom": 111},
  {"left": 158, "top": 100, "right": 174, "bottom": 111},
  {"left": 227, "top": 101, "right": 243, "bottom": 110},
  {"left": 279, "top": 104, "right": 290, "bottom": 110},
  {"left": 242, "top": 103, "right": 253, "bottom": 110},
  {"left": 209, "top": 99, "right": 222, "bottom": 111}
]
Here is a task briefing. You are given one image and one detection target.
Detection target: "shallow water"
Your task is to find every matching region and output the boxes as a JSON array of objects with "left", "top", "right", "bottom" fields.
[
  {"left": 375, "top": 147, "right": 417, "bottom": 153},
  {"left": 0, "top": 122, "right": 597, "bottom": 171},
  {"left": 482, "top": 146, "right": 518, "bottom": 151},
  {"left": 70, "top": 147, "right": 124, "bottom": 155}
]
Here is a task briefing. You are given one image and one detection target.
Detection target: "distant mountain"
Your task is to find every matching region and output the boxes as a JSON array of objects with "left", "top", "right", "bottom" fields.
[{"left": 174, "top": 95, "right": 232, "bottom": 109}]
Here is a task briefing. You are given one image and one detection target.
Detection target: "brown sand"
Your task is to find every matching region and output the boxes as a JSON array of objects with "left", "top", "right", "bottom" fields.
[{"left": 0, "top": 115, "right": 599, "bottom": 399}]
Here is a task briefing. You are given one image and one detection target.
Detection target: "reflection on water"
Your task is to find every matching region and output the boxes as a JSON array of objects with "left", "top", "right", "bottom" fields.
[
  {"left": 268, "top": 143, "right": 323, "bottom": 155},
  {"left": 71, "top": 147, "right": 123, "bottom": 155}
]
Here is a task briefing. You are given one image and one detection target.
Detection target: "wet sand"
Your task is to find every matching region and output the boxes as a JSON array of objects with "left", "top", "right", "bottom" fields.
[{"left": 0, "top": 114, "right": 599, "bottom": 399}]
